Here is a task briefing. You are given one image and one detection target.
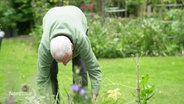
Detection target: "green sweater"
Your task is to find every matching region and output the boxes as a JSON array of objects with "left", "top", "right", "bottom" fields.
[{"left": 37, "top": 6, "right": 101, "bottom": 94}]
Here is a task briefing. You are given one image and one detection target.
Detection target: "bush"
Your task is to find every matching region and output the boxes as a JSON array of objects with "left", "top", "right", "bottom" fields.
[
  {"left": 87, "top": 15, "right": 184, "bottom": 58},
  {"left": 88, "top": 16, "right": 126, "bottom": 58},
  {"left": 0, "top": 0, "right": 35, "bottom": 35}
]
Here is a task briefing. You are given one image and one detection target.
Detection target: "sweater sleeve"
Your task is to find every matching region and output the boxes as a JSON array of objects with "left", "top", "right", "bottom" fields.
[
  {"left": 78, "top": 36, "right": 102, "bottom": 94},
  {"left": 37, "top": 44, "right": 53, "bottom": 93}
]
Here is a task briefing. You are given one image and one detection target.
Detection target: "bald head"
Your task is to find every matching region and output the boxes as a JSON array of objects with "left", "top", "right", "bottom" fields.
[{"left": 50, "top": 36, "right": 73, "bottom": 65}]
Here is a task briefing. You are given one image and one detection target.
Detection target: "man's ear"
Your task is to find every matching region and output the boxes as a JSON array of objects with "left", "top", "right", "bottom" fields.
[{"left": 71, "top": 44, "right": 74, "bottom": 51}]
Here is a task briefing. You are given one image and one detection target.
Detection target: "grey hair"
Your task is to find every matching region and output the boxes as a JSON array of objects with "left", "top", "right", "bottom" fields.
[{"left": 50, "top": 36, "right": 72, "bottom": 59}]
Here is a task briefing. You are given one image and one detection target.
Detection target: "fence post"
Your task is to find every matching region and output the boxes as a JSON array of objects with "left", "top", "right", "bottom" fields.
[{"left": 100, "top": 0, "right": 105, "bottom": 17}]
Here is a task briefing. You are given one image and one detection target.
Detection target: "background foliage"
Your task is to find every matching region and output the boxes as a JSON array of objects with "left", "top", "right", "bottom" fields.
[
  {"left": 87, "top": 10, "right": 184, "bottom": 58},
  {"left": 0, "top": 0, "right": 34, "bottom": 35},
  {"left": 0, "top": 0, "right": 184, "bottom": 58}
]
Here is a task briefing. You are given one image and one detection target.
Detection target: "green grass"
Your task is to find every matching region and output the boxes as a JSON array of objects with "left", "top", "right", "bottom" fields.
[{"left": 0, "top": 36, "right": 184, "bottom": 104}]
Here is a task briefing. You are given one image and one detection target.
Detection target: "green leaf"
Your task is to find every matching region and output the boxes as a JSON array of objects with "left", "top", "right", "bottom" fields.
[
  {"left": 147, "top": 85, "right": 155, "bottom": 93},
  {"left": 146, "top": 93, "right": 155, "bottom": 100},
  {"left": 140, "top": 74, "right": 149, "bottom": 85}
]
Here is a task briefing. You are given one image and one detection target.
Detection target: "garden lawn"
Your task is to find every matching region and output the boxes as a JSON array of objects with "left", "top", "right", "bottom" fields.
[{"left": 0, "top": 36, "right": 184, "bottom": 104}]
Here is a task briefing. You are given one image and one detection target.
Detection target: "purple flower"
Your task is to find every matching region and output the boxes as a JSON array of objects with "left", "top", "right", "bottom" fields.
[
  {"left": 79, "top": 88, "right": 86, "bottom": 95},
  {"left": 70, "top": 84, "right": 80, "bottom": 92}
]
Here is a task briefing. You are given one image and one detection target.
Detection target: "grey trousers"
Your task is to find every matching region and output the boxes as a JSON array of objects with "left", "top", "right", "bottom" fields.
[{"left": 50, "top": 55, "right": 88, "bottom": 103}]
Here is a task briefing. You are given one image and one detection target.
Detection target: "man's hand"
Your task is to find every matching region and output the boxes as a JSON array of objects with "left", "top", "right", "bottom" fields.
[{"left": 92, "top": 94, "right": 98, "bottom": 103}]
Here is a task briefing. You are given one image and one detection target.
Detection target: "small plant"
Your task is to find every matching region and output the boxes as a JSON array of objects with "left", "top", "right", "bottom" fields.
[
  {"left": 139, "top": 74, "right": 155, "bottom": 104},
  {"left": 70, "top": 84, "right": 91, "bottom": 104},
  {"left": 135, "top": 54, "right": 155, "bottom": 104},
  {"left": 136, "top": 74, "right": 155, "bottom": 104}
]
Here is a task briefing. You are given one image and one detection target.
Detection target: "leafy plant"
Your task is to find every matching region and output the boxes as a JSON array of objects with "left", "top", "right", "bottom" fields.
[
  {"left": 138, "top": 74, "right": 155, "bottom": 104},
  {"left": 163, "top": 9, "right": 184, "bottom": 20}
]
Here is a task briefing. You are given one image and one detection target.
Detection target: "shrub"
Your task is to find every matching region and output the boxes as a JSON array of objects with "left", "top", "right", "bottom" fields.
[{"left": 88, "top": 15, "right": 184, "bottom": 58}]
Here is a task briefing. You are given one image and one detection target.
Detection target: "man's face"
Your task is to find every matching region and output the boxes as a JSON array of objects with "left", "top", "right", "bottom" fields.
[{"left": 55, "top": 53, "right": 72, "bottom": 66}]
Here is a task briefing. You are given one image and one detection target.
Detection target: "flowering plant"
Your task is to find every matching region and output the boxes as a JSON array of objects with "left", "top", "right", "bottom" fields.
[
  {"left": 100, "top": 88, "right": 122, "bottom": 104},
  {"left": 80, "top": 2, "right": 97, "bottom": 18},
  {"left": 107, "top": 88, "right": 121, "bottom": 101},
  {"left": 70, "top": 84, "right": 91, "bottom": 104}
]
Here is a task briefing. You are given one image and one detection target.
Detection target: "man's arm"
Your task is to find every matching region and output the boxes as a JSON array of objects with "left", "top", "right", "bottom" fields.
[
  {"left": 78, "top": 36, "right": 102, "bottom": 95},
  {"left": 37, "top": 44, "right": 53, "bottom": 94}
]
